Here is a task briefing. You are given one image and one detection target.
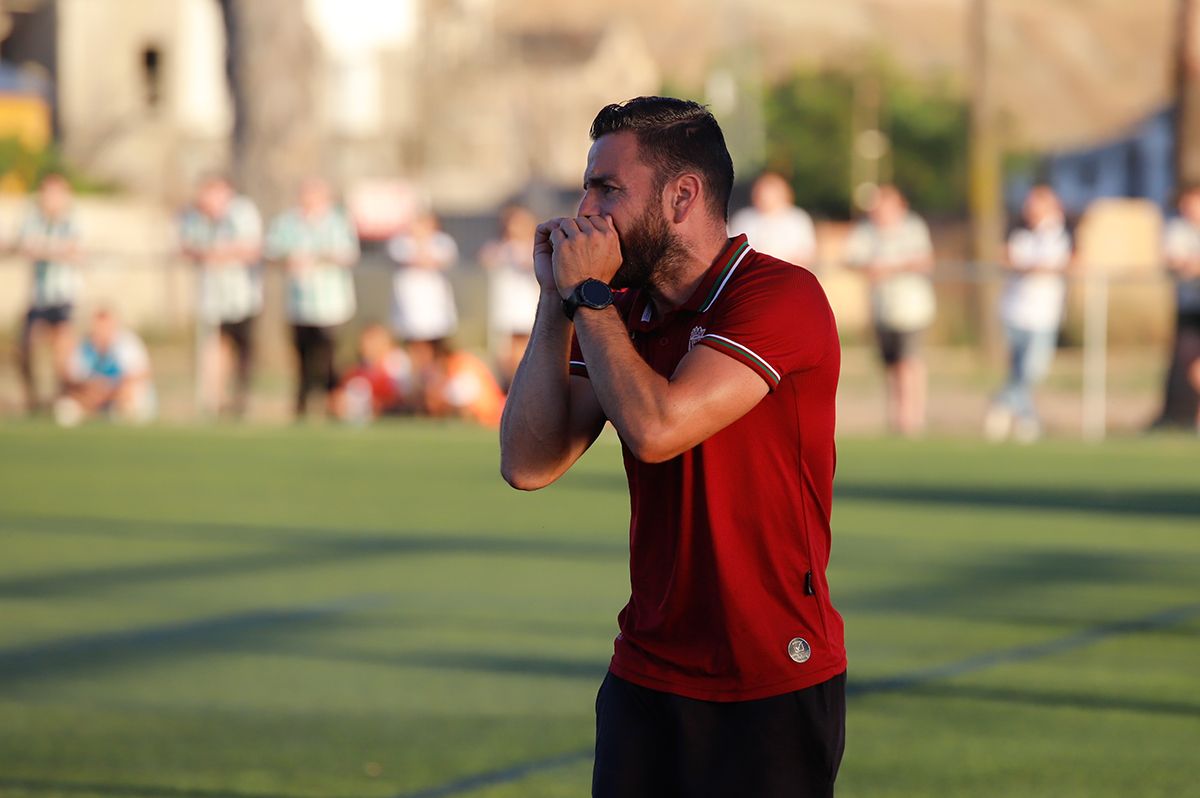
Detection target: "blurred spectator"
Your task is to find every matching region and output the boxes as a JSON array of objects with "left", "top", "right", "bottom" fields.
[
  {"left": 728, "top": 172, "right": 816, "bottom": 265},
  {"left": 178, "top": 174, "right": 263, "bottom": 419},
  {"left": 53, "top": 308, "right": 154, "bottom": 427},
  {"left": 423, "top": 340, "right": 505, "bottom": 427},
  {"left": 387, "top": 210, "right": 459, "bottom": 345},
  {"left": 15, "top": 173, "right": 82, "bottom": 414},
  {"left": 480, "top": 204, "right": 539, "bottom": 389},
  {"left": 844, "top": 184, "right": 936, "bottom": 436},
  {"left": 985, "top": 186, "right": 1074, "bottom": 443},
  {"left": 265, "top": 178, "right": 360, "bottom": 419},
  {"left": 332, "top": 322, "right": 414, "bottom": 423},
  {"left": 1158, "top": 184, "right": 1200, "bottom": 432}
]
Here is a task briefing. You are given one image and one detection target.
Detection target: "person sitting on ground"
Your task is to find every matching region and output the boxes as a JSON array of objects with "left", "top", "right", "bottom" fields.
[
  {"left": 54, "top": 308, "right": 155, "bottom": 426},
  {"left": 332, "top": 323, "right": 415, "bottom": 423},
  {"left": 423, "top": 341, "right": 505, "bottom": 427}
]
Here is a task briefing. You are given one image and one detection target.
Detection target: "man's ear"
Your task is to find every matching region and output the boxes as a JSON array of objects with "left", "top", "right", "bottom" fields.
[{"left": 665, "top": 173, "right": 704, "bottom": 224}]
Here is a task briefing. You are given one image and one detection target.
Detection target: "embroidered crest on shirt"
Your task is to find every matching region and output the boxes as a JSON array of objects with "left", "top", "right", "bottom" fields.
[{"left": 688, "top": 325, "right": 706, "bottom": 351}]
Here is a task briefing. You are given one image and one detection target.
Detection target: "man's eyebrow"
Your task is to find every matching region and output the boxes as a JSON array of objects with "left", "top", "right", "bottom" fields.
[{"left": 584, "top": 174, "right": 619, "bottom": 187}]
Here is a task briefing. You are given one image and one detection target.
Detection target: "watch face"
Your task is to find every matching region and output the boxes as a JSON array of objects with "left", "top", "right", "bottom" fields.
[{"left": 579, "top": 279, "right": 612, "bottom": 308}]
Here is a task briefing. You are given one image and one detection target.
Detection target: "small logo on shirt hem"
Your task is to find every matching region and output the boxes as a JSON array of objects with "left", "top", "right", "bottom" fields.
[
  {"left": 787, "top": 637, "right": 812, "bottom": 663},
  {"left": 688, "top": 325, "right": 706, "bottom": 351}
]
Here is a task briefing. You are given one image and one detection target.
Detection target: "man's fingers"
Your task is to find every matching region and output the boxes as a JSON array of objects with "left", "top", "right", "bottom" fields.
[
  {"left": 583, "top": 215, "right": 610, "bottom": 233},
  {"left": 535, "top": 218, "right": 567, "bottom": 241},
  {"left": 558, "top": 217, "right": 584, "bottom": 238}
]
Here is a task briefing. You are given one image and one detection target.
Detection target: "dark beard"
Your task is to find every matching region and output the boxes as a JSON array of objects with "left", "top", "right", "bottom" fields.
[{"left": 610, "top": 202, "right": 687, "bottom": 292}]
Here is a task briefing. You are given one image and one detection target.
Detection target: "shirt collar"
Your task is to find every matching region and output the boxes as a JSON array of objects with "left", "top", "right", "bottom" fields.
[
  {"left": 683, "top": 234, "right": 751, "bottom": 313},
  {"left": 627, "top": 235, "right": 752, "bottom": 331}
]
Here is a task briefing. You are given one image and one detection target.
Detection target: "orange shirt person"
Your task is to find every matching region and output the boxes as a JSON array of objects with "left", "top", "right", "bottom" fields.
[{"left": 424, "top": 342, "right": 505, "bottom": 426}]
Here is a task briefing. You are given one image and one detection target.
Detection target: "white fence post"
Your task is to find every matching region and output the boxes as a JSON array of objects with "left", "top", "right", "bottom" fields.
[{"left": 1081, "top": 271, "right": 1109, "bottom": 442}]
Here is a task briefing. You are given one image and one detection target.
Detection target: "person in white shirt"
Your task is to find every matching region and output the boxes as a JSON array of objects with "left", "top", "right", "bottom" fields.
[
  {"left": 480, "top": 204, "right": 539, "bottom": 389},
  {"left": 1159, "top": 184, "right": 1200, "bottom": 431},
  {"left": 844, "top": 184, "right": 937, "bottom": 436},
  {"left": 387, "top": 210, "right": 459, "bottom": 346},
  {"left": 54, "top": 308, "right": 155, "bottom": 427},
  {"left": 178, "top": 174, "right": 263, "bottom": 418},
  {"left": 728, "top": 172, "right": 816, "bottom": 266},
  {"left": 15, "top": 173, "right": 82, "bottom": 414},
  {"left": 387, "top": 210, "right": 459, "bottom": 396},
  {"left": 985, "top": 185, "right": 1075, "bottom": 443}
]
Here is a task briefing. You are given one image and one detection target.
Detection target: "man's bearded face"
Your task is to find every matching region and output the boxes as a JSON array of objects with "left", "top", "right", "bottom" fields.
[{"left": 611, "top": 190, "right": 687, "bottom": 291}]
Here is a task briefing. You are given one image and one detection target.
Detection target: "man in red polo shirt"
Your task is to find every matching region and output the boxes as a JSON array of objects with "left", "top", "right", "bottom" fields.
[{"left": 500, "top": 96, "right": 845, "bottom": 798}]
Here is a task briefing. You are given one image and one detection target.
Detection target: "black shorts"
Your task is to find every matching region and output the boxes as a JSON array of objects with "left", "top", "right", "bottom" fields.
[
  {"left": 875, "top": 326, "right": 922, "bottom": 366},
  {"left": 1176, "top": 311, "right": 1200, "bottom": 334},
  {"left": 593, "top": 671, "right": 846, "bottom": 798},
  {"left": 219, "top": 317, "right": 255, "bottom": 353},
  {"left": 25, "top": 304, "right": 73, "bottom": 328}
]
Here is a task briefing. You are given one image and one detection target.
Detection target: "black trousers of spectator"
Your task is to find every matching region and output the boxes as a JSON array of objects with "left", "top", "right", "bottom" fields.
[
  {"left": 1153, "top": 312, "right": 1200, "bottom": 427},
  {"left": 17, "top": 305, "right": 73, "bottom": 412},
  {"left": 219, "top": 317, "right": 255, "bottom": 417},
  {"left": 593, "top": 671, "right": 846, "bottom": 798},
  {"left": 291, "top": 324, "right": 338, "bottom": 416}
]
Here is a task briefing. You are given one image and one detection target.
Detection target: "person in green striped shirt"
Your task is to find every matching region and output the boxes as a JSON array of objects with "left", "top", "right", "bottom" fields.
[
  {"left": 178, "top": 174, "right": 263, "bottom": 418},
  {"left": 265, "top": 178, "right": 360, "bottom": 419},
  {"left": 15, "top": 173, "right": 82, "bottom": 415}
]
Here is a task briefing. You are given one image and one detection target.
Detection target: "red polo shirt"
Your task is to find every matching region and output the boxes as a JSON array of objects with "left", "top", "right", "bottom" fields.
[{"left": 571, "top": 234, "right": 845, "bottom": 702}]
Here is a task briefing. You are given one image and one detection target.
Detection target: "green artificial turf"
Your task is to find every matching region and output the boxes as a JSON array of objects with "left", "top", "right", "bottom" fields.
[{"left": 0, "top": 423, "right": 1197, "bottom": 797}]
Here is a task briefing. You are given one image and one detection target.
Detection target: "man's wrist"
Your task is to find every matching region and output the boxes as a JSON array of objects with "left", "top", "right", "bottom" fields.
[{"left": 561, "top": 278, "right": 614, "bottom": 320}]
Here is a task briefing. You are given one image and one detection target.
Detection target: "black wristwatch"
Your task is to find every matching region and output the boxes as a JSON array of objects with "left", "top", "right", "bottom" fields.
[{"left": 562, "top": 278, "right": 614, "bottom": 320}]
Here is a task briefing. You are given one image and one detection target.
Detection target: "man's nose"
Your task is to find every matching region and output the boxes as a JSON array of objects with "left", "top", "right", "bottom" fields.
[{"left": 578, "top": 193, "right": 599, "bottom": 217}]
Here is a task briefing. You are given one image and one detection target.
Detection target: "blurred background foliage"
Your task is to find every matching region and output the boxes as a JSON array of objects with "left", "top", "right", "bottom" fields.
[{"left": 760, "top": 67, "right": 968, "bottom": 218}]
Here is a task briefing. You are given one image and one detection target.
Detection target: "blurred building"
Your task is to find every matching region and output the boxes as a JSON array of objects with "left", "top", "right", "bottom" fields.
[
  {"left": 0, "top": 0, "right": 658, "bottom": 211},
  {"left": 1009, "top": 108, "right": 1176, "bottom": 218}
]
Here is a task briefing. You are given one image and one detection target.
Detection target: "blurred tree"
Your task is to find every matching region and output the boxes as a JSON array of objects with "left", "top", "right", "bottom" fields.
[
  {"left": 216, "top": 0, "right": 321, "bottom": 217},
  {"left": 761, "top": 72, "right": 855, "bottom": 219},
  {"left": 1176, "top": 0, "right": 1200, "bottom": 187},
  {"left": 760, "top": 69, "right": 968, "bottom": 219},
  {"left": 887, "top": 78, "right": 969, "bottom": 217}
]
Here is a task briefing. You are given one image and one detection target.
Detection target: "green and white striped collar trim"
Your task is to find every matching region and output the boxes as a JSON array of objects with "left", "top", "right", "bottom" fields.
[{"left": 690, "top": 237, "right": 752, "bottom": 314}]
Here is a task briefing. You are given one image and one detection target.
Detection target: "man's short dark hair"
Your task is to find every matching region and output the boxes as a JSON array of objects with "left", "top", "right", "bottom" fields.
[{"left": 590, "top": 97, "right": 735, "bottom": 221}]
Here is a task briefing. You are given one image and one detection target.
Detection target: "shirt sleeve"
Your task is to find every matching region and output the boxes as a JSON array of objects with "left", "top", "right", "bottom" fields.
[
  {"left": 567, "top": 290, "right": 639, "bottom": 379},
  {"left": 727, "top": 208, "right": 753, "bottom": 238},
  {"left": 910, "top": 216, "right": 934, "bottom": 258},
  {"left": 569, "top": 333, "right": 588, "bottom": 378},
  {"left": 386, "top": 234, "right": 410, "bottom": 264},
  {"left": 263, "top": 214, "right": 289, "bottom": 260},
  {"left": 1164, "top": 219, "right": 1198, "bottom": 262},
  {"left": 325, "top": 209, "right": 360, "bottom": 263},
  {"left": 115, "top": 332, "right": 151, "bottom": 377},
  {"left": 67, "top": 345, "right": 89, "bottom": 382},
  {"left": 696, "top": 267, "right": 837, "bottom": 391},
  {"left": 63, "top": 214, "right": 82, "bottom": 244},
  {"left": 231, "top": 199, "right": 263, "bottom": 246},
  {"left": 1007, "top": 229, "right": 1035, "bottom": 269},
  {"left": 842, "top": 223, "right": 873, "bottom": 268},
  {"left": 434, "top": 232, "right": 458, "bottom": 266},
  {"left": 15, "top": 211, "right": 35, "bottom": 247},
  {"left": 796, "top": 210, "right": 817, "bottom": 263}
]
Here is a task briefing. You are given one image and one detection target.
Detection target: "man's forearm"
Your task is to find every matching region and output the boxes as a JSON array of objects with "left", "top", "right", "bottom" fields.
[
  {"left": 499, "top": 291, "right": 582, "bottom": 487},
  {"left": 572, "top": 305, "right": 670, "bottom": 460}
]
